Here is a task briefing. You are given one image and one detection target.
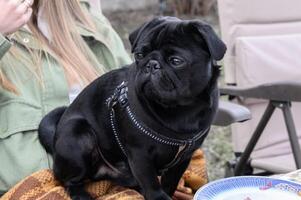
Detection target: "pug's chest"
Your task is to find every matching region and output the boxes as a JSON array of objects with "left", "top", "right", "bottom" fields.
[
  {"left": 103, "top": 81, "right": 209, "bottom": 174},
  {"left": 119, "top": 125, "right": 198, "bottom": 173}
]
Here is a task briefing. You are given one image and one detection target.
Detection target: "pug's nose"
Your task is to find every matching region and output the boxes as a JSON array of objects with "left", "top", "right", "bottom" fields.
[{"left": 146, "top": 60, "right": 161, "bottom": 73}]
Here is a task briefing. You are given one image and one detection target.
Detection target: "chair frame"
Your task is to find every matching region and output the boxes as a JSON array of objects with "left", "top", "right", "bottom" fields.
[{"left": 221, "top": 82, "right": 301, "bottom": 175}]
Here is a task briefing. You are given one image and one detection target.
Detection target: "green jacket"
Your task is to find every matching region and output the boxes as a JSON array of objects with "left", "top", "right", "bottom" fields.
[{"left": 0, "top": 1, "right": 131, "bottom": 195}]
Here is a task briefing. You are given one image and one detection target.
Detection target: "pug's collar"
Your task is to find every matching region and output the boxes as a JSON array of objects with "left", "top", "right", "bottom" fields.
[{"left": 106, "top": 81, "right": 210, "bottom": 170}]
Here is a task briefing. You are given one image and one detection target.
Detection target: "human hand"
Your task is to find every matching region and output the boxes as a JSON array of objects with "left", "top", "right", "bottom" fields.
[
  {"left": 0, "top": 0, "right": 33, "bottom": 36},
  {"left": 172, "top": 190, "right": 193, "bottom": 200},
  {"left": 172, "top": 178, "right": 194, "bottom": 200}
]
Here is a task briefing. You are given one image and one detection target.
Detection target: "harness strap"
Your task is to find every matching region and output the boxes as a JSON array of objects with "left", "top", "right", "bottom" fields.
[{"left": 107, "top": 81, "right": 210, "bottom": 171}]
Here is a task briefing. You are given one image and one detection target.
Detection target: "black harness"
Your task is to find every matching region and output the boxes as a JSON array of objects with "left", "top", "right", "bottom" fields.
[{"left": 106, "top": 81, "right": 209, "bottom": 172}]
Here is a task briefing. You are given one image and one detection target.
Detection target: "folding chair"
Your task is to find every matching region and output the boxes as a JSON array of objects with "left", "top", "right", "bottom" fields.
[{"left": 217, "top": 0, "right": 301, "bottom": 176}]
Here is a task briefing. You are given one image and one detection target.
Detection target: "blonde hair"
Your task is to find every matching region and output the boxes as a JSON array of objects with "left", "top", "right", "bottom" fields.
[{"left": 1, "top": 0, "right": 104, "bottom": 93}]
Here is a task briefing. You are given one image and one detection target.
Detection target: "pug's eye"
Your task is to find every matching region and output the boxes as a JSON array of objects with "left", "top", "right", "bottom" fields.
[
  {"left": 168, "top": 56, "right": 184, "bottom": 67},
  {"left": 134, "top": 53, "right": 144, "bottom": 61}
]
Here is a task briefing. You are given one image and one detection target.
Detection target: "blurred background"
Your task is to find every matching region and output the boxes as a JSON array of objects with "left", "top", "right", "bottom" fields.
[
  {"left": 101, "top": 0, "right": 232, "bottom": 181},
  {"left": 103, "top": 0, "right": 219, "bottom": 50}
]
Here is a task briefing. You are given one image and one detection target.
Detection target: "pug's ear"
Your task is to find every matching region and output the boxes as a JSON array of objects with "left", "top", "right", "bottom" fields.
[
  {"left": 129, "top": 26, "right": 142, "bottom": 52},
  {"left": 129, "top": 17, "right": 174, "bottom": 53},
  {"left": 191, "top": 21, "right": 227, "bottom": 61},
  {"left": 129, "top": 18, "right": 160, "bottom": 53}
]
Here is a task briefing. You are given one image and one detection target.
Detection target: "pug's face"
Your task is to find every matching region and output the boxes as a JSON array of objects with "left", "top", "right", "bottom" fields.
[{"left": 129, "top": 17, "right": 226, "bottom": 107}]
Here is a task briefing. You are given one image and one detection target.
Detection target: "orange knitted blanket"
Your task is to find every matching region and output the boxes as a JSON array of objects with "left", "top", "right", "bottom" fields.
[{"left": 1, "top": 149, "right": 207, "bottom": 200}]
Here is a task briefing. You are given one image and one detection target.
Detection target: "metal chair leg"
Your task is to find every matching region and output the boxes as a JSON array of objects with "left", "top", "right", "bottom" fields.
[
  {"left": 281, "top": 102, "right": 301, "bottom": 169},
  {"left": 234, "top": 102, "right": 276, "bottom": 176}
]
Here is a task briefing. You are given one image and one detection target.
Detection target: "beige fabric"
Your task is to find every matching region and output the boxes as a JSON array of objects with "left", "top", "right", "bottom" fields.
[
  {"left": 218, "top": 0, "right": 301, "bottom": 32},
  {"left": 229, "top": 22, "right": 301, "bottom": 55},
  {"left": 251, "top": 154, "right": 296, "bottom": 174},
  {"left": 231, "top": 35, "right": 301, "bottom": 159},
  {"left": 235, "top": 34, "right": 301, "bottom": 87},
  {"left": 217, "top": 0, "right": 301, "bottom": 83},
  {"left": 225, "top": 22, "right": 301, "bottom": 81},
  {"left": 218, "top": 0, "right": 301, "bottom": 173}
]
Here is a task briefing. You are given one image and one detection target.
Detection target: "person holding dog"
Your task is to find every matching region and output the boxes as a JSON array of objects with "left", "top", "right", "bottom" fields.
[
  {"left": 0, "top": 0, "right": 130, "bottom": 195},
  {"left": 0, "top": 0, "right": 206, "bottom": 199}
]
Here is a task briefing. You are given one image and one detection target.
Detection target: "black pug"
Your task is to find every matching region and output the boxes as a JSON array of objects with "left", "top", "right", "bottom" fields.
[{"left": 38, "top": 16, "right": 226, "bottom": 200}]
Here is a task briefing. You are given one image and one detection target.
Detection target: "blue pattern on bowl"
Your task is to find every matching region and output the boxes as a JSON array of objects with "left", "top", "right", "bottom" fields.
[{"left": 194, "top": 176, "right": 301, "bottom": 199}]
